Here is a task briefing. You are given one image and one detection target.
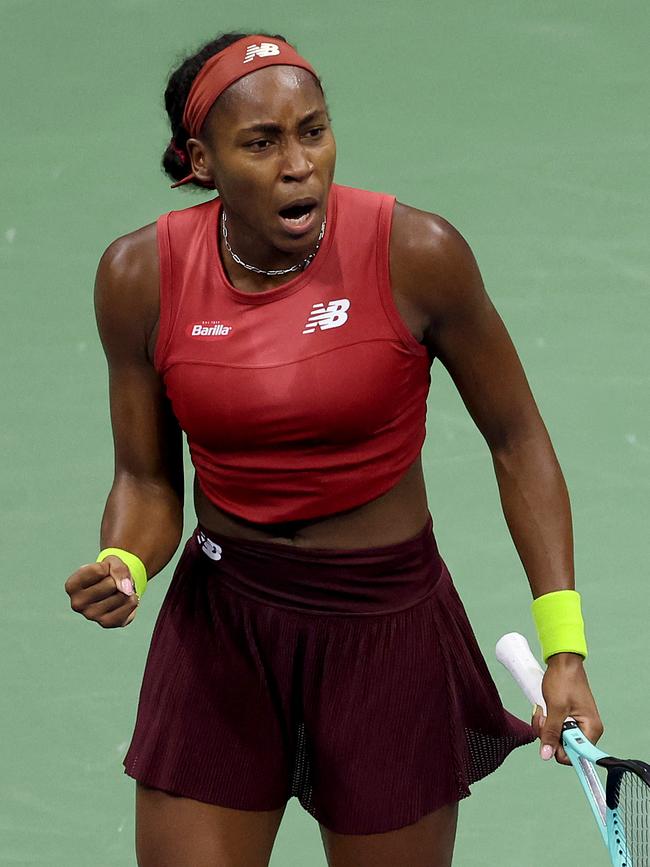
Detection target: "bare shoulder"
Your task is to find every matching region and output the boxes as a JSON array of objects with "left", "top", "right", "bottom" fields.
[
  {"left": 389, "top": 201, "right": 486, "bottom": 324},
  {"left": 96, "top": 222, "right": 158, "bottom": 303},
  {"left": 95, "top": 222, "right": 159, "bottom": 362}
]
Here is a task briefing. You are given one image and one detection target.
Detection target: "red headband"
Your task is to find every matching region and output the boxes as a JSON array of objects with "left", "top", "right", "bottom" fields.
[{"left": 170, "top": 36, "right": 319, "bottom": 189}]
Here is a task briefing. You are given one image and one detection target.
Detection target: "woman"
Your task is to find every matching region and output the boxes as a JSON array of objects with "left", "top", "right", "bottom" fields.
[{"left": 64, "top": 31, "right": 603, "bottom": 867}]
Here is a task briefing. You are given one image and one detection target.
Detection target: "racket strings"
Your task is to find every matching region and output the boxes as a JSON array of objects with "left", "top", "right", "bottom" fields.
[{"left": 614, "top": 770, "right": 649, "bottom": 864}]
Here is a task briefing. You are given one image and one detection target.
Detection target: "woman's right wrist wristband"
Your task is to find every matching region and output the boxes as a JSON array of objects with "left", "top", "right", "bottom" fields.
[
  {"left": 97, "top": 548, "right": 148, "bottom": 599},
  {"left": 531, "top": 589, "right": 588, "bottom": 663}
]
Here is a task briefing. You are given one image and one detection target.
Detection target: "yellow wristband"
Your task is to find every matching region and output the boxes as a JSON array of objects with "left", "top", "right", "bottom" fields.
[
  {"left": 97, "top": 548, "right": 148, "bottom": 599},
  {"left": 531, "top": 589, "right": 587, "bottom": 663}
]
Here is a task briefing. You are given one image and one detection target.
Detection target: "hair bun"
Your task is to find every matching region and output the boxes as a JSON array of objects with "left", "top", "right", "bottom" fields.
[
  {"left": 162, "top": 137, "right": 191, "bottom": 183},
  {"left": 170, "top": 139, "right": 188, "bottom": 165}
]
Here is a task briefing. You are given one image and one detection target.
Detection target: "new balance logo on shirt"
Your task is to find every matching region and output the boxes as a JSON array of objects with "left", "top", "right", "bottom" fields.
[
  {"left": 302, "top": 299, "right": 350, "bottom": 334},
  {"left": 244, "top": 42, "right": 281, "bottom": 63}
]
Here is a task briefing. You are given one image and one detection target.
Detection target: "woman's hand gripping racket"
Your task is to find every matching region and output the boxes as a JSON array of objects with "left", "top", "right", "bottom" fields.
[{"left": 496, "top": 632, "right": 650, "bottom": 867}]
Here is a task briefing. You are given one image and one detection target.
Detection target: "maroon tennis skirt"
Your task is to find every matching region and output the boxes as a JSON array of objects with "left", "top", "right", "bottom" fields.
[{"left": 123, "top": 514, "right": 535, "bottom": 834}]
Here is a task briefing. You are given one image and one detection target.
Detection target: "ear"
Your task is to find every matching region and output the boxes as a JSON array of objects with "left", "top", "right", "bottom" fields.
[{"left": 186, "top": 137, "right": 217, "bottom": 188}]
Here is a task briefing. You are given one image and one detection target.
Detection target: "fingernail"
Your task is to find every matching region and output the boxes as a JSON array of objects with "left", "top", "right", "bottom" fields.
[
  {"left": 121, "top": 578, "right": 134, "bottom": 595},
  {"left": 540, "top": 745, "right": 554, "bottom": 761}
]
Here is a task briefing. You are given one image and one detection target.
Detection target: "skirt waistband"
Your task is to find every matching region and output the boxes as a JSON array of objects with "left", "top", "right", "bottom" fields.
[{"left": 188, "top": 514, "right": 445, "bottom": 615}]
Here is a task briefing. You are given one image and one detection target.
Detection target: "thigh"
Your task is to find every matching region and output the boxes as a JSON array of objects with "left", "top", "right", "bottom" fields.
[
  {"left": 319, "top": 801, "right": 459, "bottom": 867},
  {"left": 124, "top": 566, "right": 293, "bottom": 812},
  {"left": 135, "top": 782, "right": 287, "bottom": 867}
]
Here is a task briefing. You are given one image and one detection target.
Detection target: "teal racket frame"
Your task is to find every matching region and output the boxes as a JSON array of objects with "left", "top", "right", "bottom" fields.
[{"left": 562, "top": 721, "right": 633, "bottom": 866}]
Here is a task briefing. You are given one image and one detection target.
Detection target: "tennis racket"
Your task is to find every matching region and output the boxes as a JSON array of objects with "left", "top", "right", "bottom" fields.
[{"left": 496, "top": 632, "right": 650, "bottom": 866}]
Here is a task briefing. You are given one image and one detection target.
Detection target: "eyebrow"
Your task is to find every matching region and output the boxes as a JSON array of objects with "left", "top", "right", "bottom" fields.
[{"left": 238, "top": 110, "right": 327, "bottom": 136}]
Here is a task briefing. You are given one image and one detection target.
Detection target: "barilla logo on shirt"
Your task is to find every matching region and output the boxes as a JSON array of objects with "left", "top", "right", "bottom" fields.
[{"left": 186, "top": 320, "right": 233, "bottom": 340}]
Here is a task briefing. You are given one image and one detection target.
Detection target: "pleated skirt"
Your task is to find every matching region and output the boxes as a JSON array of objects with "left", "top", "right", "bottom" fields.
[{"left": 123, "top": 513, "right": 535, "bottom": 834}]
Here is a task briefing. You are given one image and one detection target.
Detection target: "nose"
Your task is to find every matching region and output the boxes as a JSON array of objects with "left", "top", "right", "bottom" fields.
[{"left": 280, "top": 137, "right": 313, "bottom": 183}]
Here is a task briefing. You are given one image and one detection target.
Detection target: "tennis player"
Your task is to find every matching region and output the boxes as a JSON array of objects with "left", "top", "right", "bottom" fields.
[{"left": 64, "top": 31, "right": 604, "bottom": 867}]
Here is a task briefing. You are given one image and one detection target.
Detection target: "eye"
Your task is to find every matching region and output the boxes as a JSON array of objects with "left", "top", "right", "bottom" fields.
[
  {"left": 304, "top": 127, "right": 325, "bottom": 139},
  {"left": 247, "top": 139, "right": 273, "bottom": 151}
]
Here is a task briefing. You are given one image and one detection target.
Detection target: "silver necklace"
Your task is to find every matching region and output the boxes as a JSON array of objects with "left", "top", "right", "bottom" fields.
[{"left": 221, "top": 209, "right": 326, "bottom": 277}]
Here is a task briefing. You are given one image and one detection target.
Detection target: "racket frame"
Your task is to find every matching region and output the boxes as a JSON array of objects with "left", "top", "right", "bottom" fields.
[{"left": 561, "top": 720, "right": 633, "bottom": 864}]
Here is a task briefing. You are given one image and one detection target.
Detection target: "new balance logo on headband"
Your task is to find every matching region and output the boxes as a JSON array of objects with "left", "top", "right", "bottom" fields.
[
  {"left": 244, "top": 42, "right": 281, "bottom": 63},
  {"left": 302, "top": 299, "right": 350, "bottom": 334}
]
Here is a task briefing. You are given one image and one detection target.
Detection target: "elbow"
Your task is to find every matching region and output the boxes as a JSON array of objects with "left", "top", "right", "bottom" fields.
[{"left": 487, "top": 419, "right": 556, "bottom": 467}]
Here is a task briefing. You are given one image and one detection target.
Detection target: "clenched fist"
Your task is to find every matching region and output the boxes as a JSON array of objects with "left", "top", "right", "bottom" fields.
[{"left": 65, "top": 555, "right": 139, "bottom": 628}]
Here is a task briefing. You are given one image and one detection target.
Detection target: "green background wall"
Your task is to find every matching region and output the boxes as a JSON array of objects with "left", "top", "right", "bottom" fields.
[{"left": 2, "top": 1, "right": 648, "bottom": 863}]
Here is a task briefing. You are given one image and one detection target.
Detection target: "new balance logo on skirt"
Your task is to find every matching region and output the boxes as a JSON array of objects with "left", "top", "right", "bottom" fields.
[
  {"left": 244, "top": 42, "right": 281, "bottom": 63},
  {"left": 302, "top": 299, "right": 350, "bottom": 334},
  {"left": 197, "top": 530, "right": 222, "bottom": 561}
]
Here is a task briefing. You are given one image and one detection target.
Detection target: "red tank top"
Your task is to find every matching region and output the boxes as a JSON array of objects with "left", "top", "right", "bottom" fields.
[{"left": 154, "top": 183, "right": 432, "bottom": 523}]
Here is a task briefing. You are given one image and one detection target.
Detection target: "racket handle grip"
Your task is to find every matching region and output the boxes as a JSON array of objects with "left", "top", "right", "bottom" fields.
[{"left": 496, "top": 632, "right": 548, "bottom": 715}]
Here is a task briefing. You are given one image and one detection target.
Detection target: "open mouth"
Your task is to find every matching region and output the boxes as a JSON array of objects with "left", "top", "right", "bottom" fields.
[{"left": 278, "top": 199, "right": 318, "bottom": 231}]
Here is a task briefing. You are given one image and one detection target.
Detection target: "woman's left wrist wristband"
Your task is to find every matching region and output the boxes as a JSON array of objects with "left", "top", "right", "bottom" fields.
[{"left": 97, "top": 548, "right": 148, "bottom": 599}]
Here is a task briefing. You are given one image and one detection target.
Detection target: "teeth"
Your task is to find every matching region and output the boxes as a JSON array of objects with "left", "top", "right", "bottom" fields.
[{"left": 283, "top": 211, "right": 311, "bottom": 224}]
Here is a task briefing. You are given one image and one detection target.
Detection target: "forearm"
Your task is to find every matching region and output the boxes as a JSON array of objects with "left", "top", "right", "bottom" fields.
[
  {"left": 491, "top": 431, "right": 574, "bottom": 599},
  {"left": 99, "top": 473, "right": 184, "bottom": 579}
]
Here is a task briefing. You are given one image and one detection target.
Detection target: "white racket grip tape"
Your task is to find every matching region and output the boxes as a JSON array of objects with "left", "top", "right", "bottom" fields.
[{"left": 495, "top": 632, "right": 547, "bottom": 716}]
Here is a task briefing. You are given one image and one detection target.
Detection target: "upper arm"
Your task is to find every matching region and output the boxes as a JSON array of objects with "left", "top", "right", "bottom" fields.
[
  {"left": 391, "top": 203, "right": 546, "bottom": 451},
  {"left": 94, "top": 225, "right": 184, "bottom": 497}
]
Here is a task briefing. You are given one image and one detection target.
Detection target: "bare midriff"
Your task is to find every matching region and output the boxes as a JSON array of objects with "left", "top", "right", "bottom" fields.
[{"left": 193, "top": 453, "right": 431, "bottom": 549}]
